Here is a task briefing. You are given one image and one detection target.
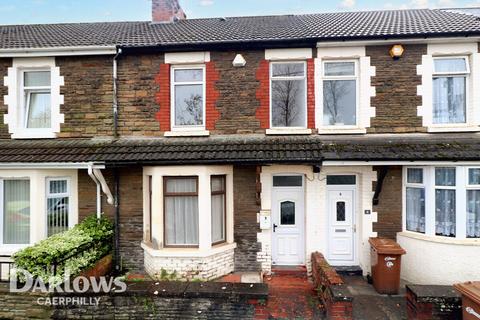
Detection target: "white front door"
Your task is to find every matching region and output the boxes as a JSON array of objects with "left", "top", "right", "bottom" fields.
[
  {"left": 327, "top": 188, "right": 355, "bottom": 264},
  {"left": 272, "top": 176, "right": 305, "bottom": 265}
]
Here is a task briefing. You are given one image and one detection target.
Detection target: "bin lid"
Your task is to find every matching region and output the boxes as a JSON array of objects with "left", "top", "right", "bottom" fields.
[
  {"left": 369, "top": 237, "right": 406, "bottom": 255},
  {"left": 454, "top": 282, "right": 480, "bottom": 305}
]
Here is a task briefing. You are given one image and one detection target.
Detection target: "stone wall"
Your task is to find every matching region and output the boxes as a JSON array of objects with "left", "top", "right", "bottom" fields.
[
  {"left": 144, "top": 246, "right": 235, "bottom": 281},
  {"left": 372, "top": 166, "right": 403, "bottom": 239},
  {"left": 368, "top": 44, "right": 427, "bottom": 133},
  {"left": 0, "top": 58, "right": 11, "bottom": 139},
  {"left": 233, "top": 166, "right": 262, "bottom": 272},
  {"left": 78, "top": 167, "right": 144, "bottom": 273}
]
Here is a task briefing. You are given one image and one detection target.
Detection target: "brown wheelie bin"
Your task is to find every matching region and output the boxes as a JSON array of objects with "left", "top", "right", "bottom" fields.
[
  {"left": 454, "top": 281, "right": 480, "bottom": 320},
  {"left": 369, "top": 237, "right": 406, "bottom": 295}
]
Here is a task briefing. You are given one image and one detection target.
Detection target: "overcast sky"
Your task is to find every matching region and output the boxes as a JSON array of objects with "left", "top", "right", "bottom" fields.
[{"left": 0, "top": 0, "right": 478, "bottom": 25}]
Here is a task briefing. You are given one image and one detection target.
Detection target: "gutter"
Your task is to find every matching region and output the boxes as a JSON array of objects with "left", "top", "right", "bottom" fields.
[
  {"left": 0, "top": 45, "right": 117, "bottom": 58},
  {"left": 113, "top": 47, "right": 123, "bottom": 139}
]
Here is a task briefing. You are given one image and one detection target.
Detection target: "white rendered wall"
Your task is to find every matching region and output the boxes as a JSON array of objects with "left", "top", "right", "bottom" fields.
[{"left": 398, "top": 232, "right": 480, "bottom": 285}]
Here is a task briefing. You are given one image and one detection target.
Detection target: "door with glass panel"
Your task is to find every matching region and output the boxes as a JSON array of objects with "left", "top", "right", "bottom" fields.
[
  {"left": 326, "top": 175, "right": 356, "bottom": 265},
  {"left": 271, "top": 175, "right": 305, "bottom": 265}
]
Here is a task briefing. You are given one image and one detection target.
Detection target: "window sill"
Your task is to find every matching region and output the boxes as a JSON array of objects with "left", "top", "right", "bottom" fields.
[
  {"left": 11, "top": 131, "right": 57, "bottom": 139},
  {"left": 164, "top": 130, "right": 210, "bottom": 137},
  {"left": 426, "top": 125, "right": 480, "bottom": 133},
  {"left": 398, "top": 231, "right": 480, "bottom": 246},
  {"left": 266, "top": 128, "right": 312, "bottom": 135},
  {"left": 141, "top": 241, "right": 237, "bottom": 257},
  {"left": 317, "top": 127, "right": 366, "bottom": 135}
]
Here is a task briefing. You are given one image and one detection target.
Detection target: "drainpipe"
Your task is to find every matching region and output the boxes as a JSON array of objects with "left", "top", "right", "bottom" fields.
[
  {"left": 114, "top": 168, "right": 121, "bottom": 273},
  {"left": 88, "top": 166, "right": 102, "bottom": 219},
  {"left": 113, "top": 47, "right": 122, "bottom": 139},
  {"left": 88, "top": 165, "right": 115, "bottom": 219}
]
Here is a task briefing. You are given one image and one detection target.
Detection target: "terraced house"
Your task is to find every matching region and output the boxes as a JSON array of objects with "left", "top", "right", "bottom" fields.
[{"left": 0, "top": 0, "right": 479, "bottom": 287}]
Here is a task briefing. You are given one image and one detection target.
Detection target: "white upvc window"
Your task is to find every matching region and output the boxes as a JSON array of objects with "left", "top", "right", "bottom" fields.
[
  {"left": 4, "top": 57, "right": 64, "bottom": 139},
  {"left": 403, "top": 166, "right": 480, "bottom": 239},
  {"left": 270, "top": 61, "right": 307, "bottom": 128},
  {"left": 46, "top": 178, "right": 71, "bottom": 237},
  {"left": 321, "top": 60, "right": 359, "bottom": 127},
  {"left": 432, "top": 57, "right": 469, "bottom": 125},
  {"left": 170, "top": 65, "right": 206, "bottom": 131},
  {"left": 0, "top": 179, "right": 30, "bottom": 250}
]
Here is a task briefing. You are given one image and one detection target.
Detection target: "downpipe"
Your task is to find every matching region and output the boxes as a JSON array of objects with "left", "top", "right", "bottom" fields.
[{"left": 113, "top": 47, "right": 122, "bottom": 139}]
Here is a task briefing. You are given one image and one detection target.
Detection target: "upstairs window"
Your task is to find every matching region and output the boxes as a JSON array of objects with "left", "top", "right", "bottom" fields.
[
  {"left": 432, "top": 57, "right": 469, "bottom": 124},
  {"left": 270, "top": 62, "right": 307, "bottom": 128},
  {"left": 22, "top": 70, "right": 51, "bottom": 129},
  {"left": 171, "top": 66, "right": 205, "bottom": 130},
  {"left": 322, "top": 61, "right": 357, "bottom": 126}
]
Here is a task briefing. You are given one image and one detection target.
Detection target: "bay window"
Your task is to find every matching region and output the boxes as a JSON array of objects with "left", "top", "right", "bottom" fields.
[
  {"left": 163, "top": 177, "right": 199, "bottom": 247},
  {"left": 322, "top": 61, "right": 357, "bottom": 126},
  {"left": 171, "top": 66, "right": 205, "bottom": 130},
  {"left": 1, "top": 179, "right": 30, "bottom": 245},
  {"left": 211, "top": 175, "right": 226, "bottom": 245},
  {"left": 46, "top": 178, "right": 70, "bottom": 237},
  {"left": 404, "top": 166, "right": 480, "bottom": 239},
  {"left": 432, "top": 57, "right": 469, "bottom": 125},
  {"left": 270, "top": 62, "right": 307, "bottom": 128},
  {"left": 405, "top": 168, "right": 425, "bottom": 233}
]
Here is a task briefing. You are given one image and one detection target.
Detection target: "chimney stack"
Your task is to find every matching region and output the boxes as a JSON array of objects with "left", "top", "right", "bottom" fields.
[{"left": 152, "top": 0, "right": 186, "bottom": 23}]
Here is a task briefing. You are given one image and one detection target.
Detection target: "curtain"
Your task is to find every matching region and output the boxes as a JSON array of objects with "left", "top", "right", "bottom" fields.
[
  {"left": 433, "top": 76, "right": 466, "bottom": 124},
  {"left": 467, "top": 190, "right": 480, "bottom": 238},
  {"left": 211, "top": 194, "right": 225, "bottom": 243},
  {"left": 165, "top": 178, "right": 198, "bottom": 246},
  {"left": 406, "top": 187, "right": 425, "bottom": 233},
  {"left": 3, "top": 180, "right": 30, "bottom": 245},
  {"left": 435, "top": 189, "right": 456, "bottom": 236}
]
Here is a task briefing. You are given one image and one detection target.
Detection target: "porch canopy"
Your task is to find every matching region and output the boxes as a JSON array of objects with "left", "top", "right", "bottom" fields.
[{"left": 0, "top": 133, "right": 479, "bottom": 165}]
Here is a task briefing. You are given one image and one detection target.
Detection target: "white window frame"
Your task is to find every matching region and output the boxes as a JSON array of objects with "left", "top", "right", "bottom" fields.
[
  {"left": 3, "top": 57, "right": 64, "bottom": 139},
  {"left": 320, "top": 59, "right": 360, "bottom": 129},
  {"left": 170, "top": 64, "right": 207, "bottom": 132},
  {"left": 269, "top": 61, "right": 308, "bottom": 129},
  {"left": 45, "top": 177, "right": 72, "bottom": 236},
  {"left": 402, "top": 166, "right": 477, "bottom": 239},
  {"left": 21, "top": 69, "right": 52, "bottom": 130},
  {"left": 405, "top": 167, "right": 426, "bottom": 233},
  {"left": 466, "top": 167, "right": 480, "bottom": 238},
  {"left": 0, "top": 178, "right": 31, "bottom": 251},
  {"left": 431, "top": 56, "right": 470, "bottom": 126}
]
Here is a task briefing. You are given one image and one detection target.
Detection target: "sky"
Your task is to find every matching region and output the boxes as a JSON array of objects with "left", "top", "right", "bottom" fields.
[{"left": 0, "top": 0, "right": 479, "bottom": 25}]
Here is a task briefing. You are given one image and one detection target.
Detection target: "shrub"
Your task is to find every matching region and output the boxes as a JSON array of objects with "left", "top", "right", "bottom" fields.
[{"left": 13, "top": 215, "right": 114, "bottom": 285}]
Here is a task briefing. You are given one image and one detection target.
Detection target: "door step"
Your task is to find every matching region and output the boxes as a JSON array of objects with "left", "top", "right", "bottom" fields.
[
  {"left": 271, "top": 265, "right": 307, "bottom": 277},
  {"left": 334, "top": 266, "right": 363, "bottom": 276}
]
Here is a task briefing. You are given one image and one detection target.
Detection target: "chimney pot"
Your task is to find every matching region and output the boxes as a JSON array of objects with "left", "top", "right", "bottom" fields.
[{"left": 152, "top": 0, "right": 186, "bottom": 23}]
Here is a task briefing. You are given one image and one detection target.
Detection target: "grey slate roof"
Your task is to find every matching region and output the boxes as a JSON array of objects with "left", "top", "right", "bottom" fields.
[
  {"left": 0, "top": 134, "right": 478, "bottom": 165},
  {"left": 2, "top": 9, "right": 480, "bottom": 50}
]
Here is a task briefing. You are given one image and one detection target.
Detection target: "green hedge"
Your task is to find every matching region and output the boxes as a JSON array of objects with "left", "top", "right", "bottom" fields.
[{"left": 13, "top": 215, "right": 114, "bottom": 285}]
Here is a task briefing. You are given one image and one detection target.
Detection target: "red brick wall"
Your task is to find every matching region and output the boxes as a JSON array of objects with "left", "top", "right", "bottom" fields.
[
  {"left": 307, "top": 58, "right": 316, "bottom": 129},
  {"left": 205, "top": 61, "right": 221, "bottom": 131},
  {"left": 255, "top": 59, "right": 270, "bottom": 129},
  {"left": 155, "top": 63, "right": 171, "bottom": 132},
  {"left": 372, "top": 166, "right": 403, "bottom": 239}
]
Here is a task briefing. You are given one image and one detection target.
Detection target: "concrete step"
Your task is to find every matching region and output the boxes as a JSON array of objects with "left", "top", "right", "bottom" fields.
[{"left": 334, "top": 266, "right": 363, "bottom": 276}]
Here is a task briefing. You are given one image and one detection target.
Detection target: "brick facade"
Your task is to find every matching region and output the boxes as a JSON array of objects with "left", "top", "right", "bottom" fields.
[
  {"left": 368, "top": 44, "right": 427, "bottom": 133},
  {"left": 372, "top": 166, "right": 403, "bottom": 239},
  {"left": 78, "top": 168, "right": 144, "bottom": 273},
  {"left": 233, "top": 165, "right": 262, "bottom": 272},
  {"left": 155, "top": 62, "right": 170, "bottom": 132},
  {"left": 255, "top": 59, "right": 270, "bottom": 130},
  {"left": 0, "top": 58, "right": 11, "bottom": 139}
]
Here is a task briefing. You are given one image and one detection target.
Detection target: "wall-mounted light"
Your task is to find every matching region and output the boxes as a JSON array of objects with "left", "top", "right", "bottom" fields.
[
  {"left": 389, "top": 44, "right": 404, "bottom": 59},
  {"left": 232, "top": 54, "right": 246, "bottom": 67}
]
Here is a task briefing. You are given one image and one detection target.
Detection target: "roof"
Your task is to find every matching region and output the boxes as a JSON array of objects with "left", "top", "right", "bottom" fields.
[
  {"left": 0, "top": 134, "right": 479, "bottom": 165},
  {"left": 1, "top": 9, "right": 480, "bottom": 50}
]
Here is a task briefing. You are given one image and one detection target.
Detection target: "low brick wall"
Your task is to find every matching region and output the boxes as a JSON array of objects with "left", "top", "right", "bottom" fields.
[
  {"left": 406, "top": 285, "right": 462, "bottom": 320},
  {"left": 311, "top": 252, "right": 353, "bottom": 320},
  {"left": 144, "top": 245, "right": 235, "bottom": 281},
  {"left": 0, "top": 281, "right": 268, "bottom": 319}
]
